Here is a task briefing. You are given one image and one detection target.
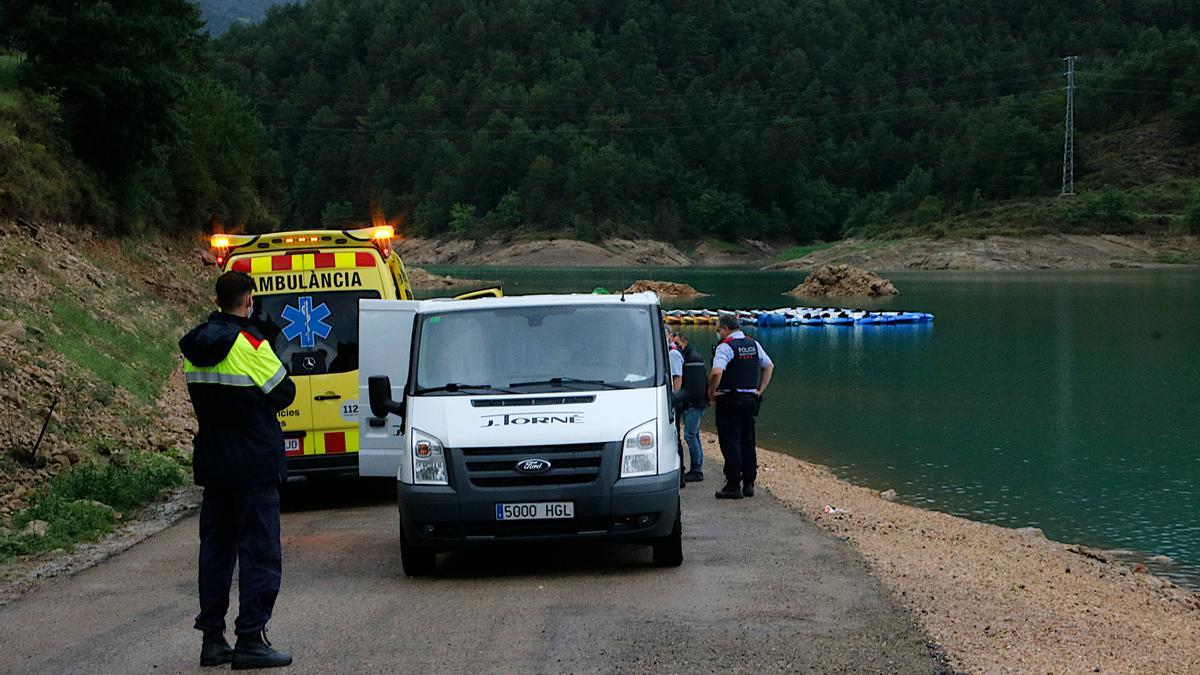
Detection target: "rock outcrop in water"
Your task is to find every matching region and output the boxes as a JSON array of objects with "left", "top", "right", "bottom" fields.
[
  {"left": 788, "top": 264, "right": 898, "bottom": 297},
  {"left": 622, "top": 279, "right": 708, "bottom": 298}
]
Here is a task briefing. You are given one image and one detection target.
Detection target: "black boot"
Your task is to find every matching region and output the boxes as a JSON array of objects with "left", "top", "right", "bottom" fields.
[
  {"left": 232, "top": 629, "right": 292, "bottom": 670},
  {"left": 715, "top": 481, "right": 743, "bottom": 499},
  {"left": 200, "top": 631, "right": 234, "bottom": 667},
  {"left": 742, "top": 482, "right": 755, "bottom": 498}
]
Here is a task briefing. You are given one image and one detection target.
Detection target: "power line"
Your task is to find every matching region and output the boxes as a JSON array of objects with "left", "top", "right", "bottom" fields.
[
  {"left": 246, "top": 73, "right": 1057, "bottom": 116},
  {"left": 257, "top": 88, "right": 1060, "bottom": 136},
  {"left": 235, "top": 57, "right": 1061, "bottom": 109}
]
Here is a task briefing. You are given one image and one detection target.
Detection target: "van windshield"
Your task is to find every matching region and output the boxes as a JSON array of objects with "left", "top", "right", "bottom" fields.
[
  {"left": 252, "top": 290, "right": 381, "bottom": 376},
  {"left": 415, "top": 304, "right": 662, "bottom": 395}
]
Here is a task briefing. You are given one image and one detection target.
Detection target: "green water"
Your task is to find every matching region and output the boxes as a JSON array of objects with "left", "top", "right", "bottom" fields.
[{"left": 424, "top": 266, "right": 1200, "bottom": 585}]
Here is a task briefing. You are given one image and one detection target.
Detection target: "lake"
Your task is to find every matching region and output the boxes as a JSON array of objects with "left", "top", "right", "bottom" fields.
[{"left": 423, "top": 265, "right": 1200, "bottom": 586}]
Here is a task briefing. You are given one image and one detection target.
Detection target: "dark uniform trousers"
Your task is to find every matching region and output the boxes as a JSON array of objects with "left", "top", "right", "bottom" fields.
[
  {"left": 194, "top": 484, "right": 282, "bottom": 636},
  {"left": 715, "top": 393, "right": 759, "bottom": 485}
]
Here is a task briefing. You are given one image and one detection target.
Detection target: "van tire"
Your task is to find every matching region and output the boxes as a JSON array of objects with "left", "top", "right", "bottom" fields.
[
  {"left": 400, "top": 527, "right": 437, "bottom": 577},
  {"left": 651, "top": 505, "right": 683, "bottom": 567}
]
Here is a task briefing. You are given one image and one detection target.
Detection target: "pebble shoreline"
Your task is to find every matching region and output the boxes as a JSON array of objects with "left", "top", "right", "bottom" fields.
[{"left": 699, "top": 432, "right": 1200, "bottom": 673}]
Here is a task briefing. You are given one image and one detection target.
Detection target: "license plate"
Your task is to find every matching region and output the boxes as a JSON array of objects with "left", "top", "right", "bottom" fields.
[
  {"left": 283, "top": 437, "right": 303, "bottom": 456},
  {"left": 495, "top": 502, "right": 574, "bottom": 521}
]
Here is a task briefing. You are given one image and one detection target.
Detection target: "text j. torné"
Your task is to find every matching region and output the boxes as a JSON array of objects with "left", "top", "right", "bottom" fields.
[
  {"left": 254, "top": 271, "right": 363, "bottom": 292},
  {"left": 482, "top": 413, "right": 583, "bottom": 427}
]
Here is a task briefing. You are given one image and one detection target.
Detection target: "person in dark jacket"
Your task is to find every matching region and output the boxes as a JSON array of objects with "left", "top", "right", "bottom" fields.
[
  {"left": 670, "top": 331, "right": 708, "bottom": 482},
  {"left": 180, "top": 271, "right": 295, "bottom": 670}
]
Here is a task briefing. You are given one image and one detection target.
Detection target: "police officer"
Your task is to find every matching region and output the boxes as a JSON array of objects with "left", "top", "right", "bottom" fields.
[
  {"left": 180, "top": 271, "right": 295, "bottom": 669},
  {"left": 671, "top": 331, "right": 708, "bottom": 482},
  {"left": 707, "top": 313, "right": 774, "bottom": 499}
]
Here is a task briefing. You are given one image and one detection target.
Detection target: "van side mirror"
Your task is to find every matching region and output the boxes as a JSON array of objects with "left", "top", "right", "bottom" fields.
[{"left": 368, "top": 375, "right": 405, "bottom": 421}]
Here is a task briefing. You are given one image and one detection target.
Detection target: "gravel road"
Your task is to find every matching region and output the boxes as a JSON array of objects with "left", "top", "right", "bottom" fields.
[{"left": 0, "top": 471, "right": 946, "bottom": 673}]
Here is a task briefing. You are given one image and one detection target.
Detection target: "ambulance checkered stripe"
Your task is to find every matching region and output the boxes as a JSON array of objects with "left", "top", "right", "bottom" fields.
[{"left": 229, "top": 251, "right": 378, "bottom": 273}]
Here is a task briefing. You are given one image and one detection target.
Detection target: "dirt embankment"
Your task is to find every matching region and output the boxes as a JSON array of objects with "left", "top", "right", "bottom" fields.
[
  {"left": 707, "top": 434, "right": 1200, "bottom": 673},
  {"left": 397, "top": 236, "right": 695, "bottom": 267},
  {"left": 690, "top": 238, "right": 778, "bottom": 266},
  {"left": 400, "top": 233, "right": 1199, "bottom": 270},
  {"left": 768, "top": 234, "right": 1200, "bottom": 271},
  {"left": 396, "top": 236, "right": 789, "bottom": 268},
  {"left": 0, "top": 221, "right": 209, "bottom": 520}
]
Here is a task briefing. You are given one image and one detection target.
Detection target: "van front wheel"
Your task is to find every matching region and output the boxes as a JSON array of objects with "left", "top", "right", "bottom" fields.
[
  {"left": 651, "top": 505, "right": 683, "bottom": 567},
  {"left": 400, "top": 527, "right": 437, "bottom": 577}
]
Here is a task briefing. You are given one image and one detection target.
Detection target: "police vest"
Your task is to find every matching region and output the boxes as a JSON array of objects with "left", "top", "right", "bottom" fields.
[
  {"left": 679, "top": 345, "right": 708, "bottom": 407},
  {"left": 717, "top": 336, "right": 760, "bottom": 392}
]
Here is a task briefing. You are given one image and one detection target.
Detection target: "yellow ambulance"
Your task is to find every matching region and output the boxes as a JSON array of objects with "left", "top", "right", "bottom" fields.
[{"left": 209, "top": 225, "right": 493, "bottom": 477}]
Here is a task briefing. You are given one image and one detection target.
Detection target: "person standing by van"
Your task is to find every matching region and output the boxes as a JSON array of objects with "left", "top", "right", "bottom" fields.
[
  {"left": 180, "top": 271, "right": 295, "bottom": 669},
  {"left": 667, "top": 327, "right": 687, "bottom": 488},
  {"left": 708, "top": 314, "right": 773, "bottom": 499},
  {"left": 671, "top": 332, "right": 707, "bottom": 482}
]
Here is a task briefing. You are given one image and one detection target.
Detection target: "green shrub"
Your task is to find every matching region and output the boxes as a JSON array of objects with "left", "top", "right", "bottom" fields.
[
  {"left": 1156, "top": 252, "right": 1197, "bottom": 264},
  {"left": 1083, "top": 190, "right": 1133, "bottom": 224},
  {"left": 1182, "top": 199, "right": 1200, "bottom": 234},
  {"left": 0, "top": 453, "right": 184, "bottom": 561},
  {"left": 52, "top": 452, "right": 184, "bottom": 512},
  {"left": 913, "top": 195, "right": 944, "bottom": 226}
]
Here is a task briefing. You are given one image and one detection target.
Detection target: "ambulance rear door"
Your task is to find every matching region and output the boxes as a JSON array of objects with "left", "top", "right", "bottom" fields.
[
  {"left": 248, "top": 250, "right": 386, "bottom": 460},
  {"left": 249, "top": 292, "right": 312, "bottom": 459}
]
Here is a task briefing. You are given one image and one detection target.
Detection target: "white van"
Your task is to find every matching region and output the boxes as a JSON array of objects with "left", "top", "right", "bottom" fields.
[{"left": 357, "top": 292, "right": 682, "bottom": 575}]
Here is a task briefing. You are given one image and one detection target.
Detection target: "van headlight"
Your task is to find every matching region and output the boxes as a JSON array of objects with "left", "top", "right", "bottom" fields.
[
  {"left": 620, "top": 419, "right": 658, "bottom": 478},
  {"left": 411, "top": 429, "right": 448, "bottom": 485}
]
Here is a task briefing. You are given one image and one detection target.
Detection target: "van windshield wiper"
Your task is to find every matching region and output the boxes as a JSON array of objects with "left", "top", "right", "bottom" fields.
[
  {"left": 417, "top": 382, "right": 519, "bottom": 394},
  {"left": 508, "top": 377, "right": 632, "bottom": 390}
]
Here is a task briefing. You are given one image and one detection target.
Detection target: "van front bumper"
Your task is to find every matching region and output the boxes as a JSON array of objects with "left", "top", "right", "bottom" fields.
[{"left": 398, "top": 471, "right": 680, "bottom": 550}]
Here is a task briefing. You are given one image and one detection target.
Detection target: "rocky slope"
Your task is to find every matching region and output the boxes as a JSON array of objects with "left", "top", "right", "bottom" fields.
[
  {"left": 396, "top": 236, "right": 694, "bottom": 267},
  {"left": 399, "top": 232, "right": 1200, "bottom": 270}
]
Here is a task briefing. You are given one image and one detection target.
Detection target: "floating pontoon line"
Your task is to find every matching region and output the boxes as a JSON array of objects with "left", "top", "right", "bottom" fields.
[{"left": 662, "top": 307, "right": 934, "bottom": 326}]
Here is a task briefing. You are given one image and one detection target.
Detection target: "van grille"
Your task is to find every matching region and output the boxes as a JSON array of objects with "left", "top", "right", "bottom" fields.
[
  {"left": 460, "top": 443, "right": 607, "bottom": 487},
  {"left": 470, "top": 396, "right": 595, "bottom": 408}
]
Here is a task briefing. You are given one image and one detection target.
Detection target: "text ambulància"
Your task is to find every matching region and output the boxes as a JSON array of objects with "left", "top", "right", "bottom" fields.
[{"left": 253, "top": 270, "right": 364, "bottom": 292}]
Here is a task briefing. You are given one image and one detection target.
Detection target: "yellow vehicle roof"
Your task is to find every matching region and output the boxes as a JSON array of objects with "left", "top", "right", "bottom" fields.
[{"left": 211, "top": 226, "right": 395, "bottom": 258}]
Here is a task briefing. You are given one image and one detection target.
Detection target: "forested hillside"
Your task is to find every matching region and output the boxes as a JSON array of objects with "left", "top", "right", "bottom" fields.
[
  {"left": 195, "top": 0, "right": 300, "bottom": 35},
  {"left": 1, "top": 0, "right": 283, "bottom": 233},
  {"left": 210, "top": 0, "right": 1200, "bottom": 241},
  {"left": 4, "top": 1, "right": 1200, "bottom": 241}
]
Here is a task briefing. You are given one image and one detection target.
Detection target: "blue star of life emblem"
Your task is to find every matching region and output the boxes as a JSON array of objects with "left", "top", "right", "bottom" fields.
[{"left": 281, "top": 296, "right": 332, "bottom": 348}]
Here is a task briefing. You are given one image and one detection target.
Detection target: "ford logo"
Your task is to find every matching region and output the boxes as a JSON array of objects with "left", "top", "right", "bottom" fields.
[{"left": 515, "top": 458, "right": 552, "bottom": 474}]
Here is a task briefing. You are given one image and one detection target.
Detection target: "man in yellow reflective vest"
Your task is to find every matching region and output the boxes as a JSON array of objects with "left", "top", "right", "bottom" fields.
[{"left": 180, "top": 271, "right": 295, "bottom": 670}]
